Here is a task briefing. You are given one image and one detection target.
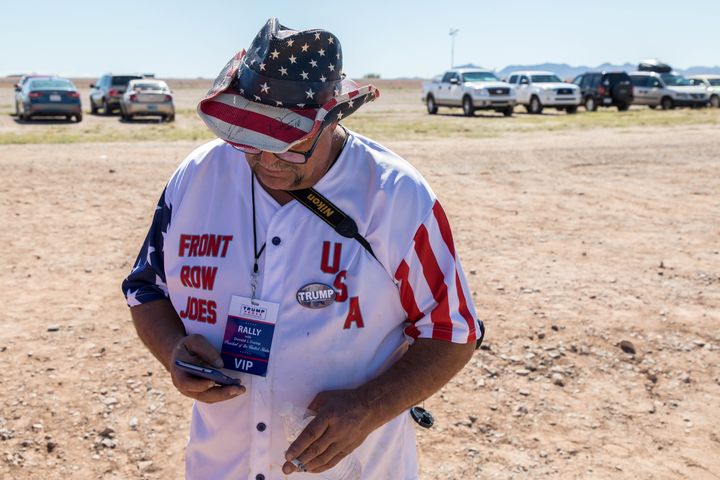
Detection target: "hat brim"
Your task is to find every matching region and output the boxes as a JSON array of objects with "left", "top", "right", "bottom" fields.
[{"left": 197, "top": 51, "right": 379, "bottom": 153}]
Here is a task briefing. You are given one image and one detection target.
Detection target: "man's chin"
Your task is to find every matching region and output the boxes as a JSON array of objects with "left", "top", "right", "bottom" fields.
[{"left": 253, "top": 167, "right": 299, "bottom": 190}]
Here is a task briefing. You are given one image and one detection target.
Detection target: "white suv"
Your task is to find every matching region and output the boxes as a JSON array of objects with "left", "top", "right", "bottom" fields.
[
  {"left": 629, "top": 72, "right": 709, "bottom": 109},
  {"left": 688, "top": 75, "right": 720, "bottom": 108},
  {"left": 506, "top": 70, "right": 581, "bottom": 114}
]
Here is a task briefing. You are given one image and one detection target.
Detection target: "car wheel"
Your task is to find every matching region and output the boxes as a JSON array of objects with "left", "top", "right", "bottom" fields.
[
  {"left": 529, "top": 96, "right": 543, "bottom": 114},
  {"left": 14, "top": 100, "right": 19, "bottom": 117},
  {"left": 462, "top": 96, "right": 475, "bottom": 117},
  {"left": 75, "top": 113, "right": 83, "bottom": 122},
  {"left": 617, "top": 103, "right": 630, "bottom": 112},
  {"left": 90, "top": 99, "right": 98, "bottom": 114},
  {"left": 166, "top": 114, "right": 175, "bottom": 122},
  {"left": 502, "top": 106, "right": 514, "bottom": 117},
  {"left": 566, "top": 106, "right": 578, "bottom": 114},
  {"left": 426, "top": 96, "right": 438, "bottom": 115},
  {"left": 661, "top": 97, "right": 674, "bottom": 110},
  {"left": 584, "top": 96, "right": 596, "bottom": 112},
  {"left": 103, "top": 98, "right": 113, "bottom": 115},
  {"left": 710, "top": 95, "right": 720, "bottom": 108}
]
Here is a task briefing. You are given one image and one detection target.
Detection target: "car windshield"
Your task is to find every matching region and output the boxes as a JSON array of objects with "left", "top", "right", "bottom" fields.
[
  {"left": 28, "top": 79, "right": 75, "bottom": 90},
  {"left": 462, "top": 71, "right": 500, "bottom": 82},
  {"left": 531, "top": 74, "right": 562, "bottom": 83},
  {"left": 708, "top": 79, "right": 720, "bottom": 86},
  {"left": 604, "top": 73, "right": 630, "bottom": 84},
  {"left": 112, "top": 76, "right": 143, "bottom": 86},
  {"left": 132, "top": 82, "right": 166, "bottom": 91},
  {"left": 660, "top": 74, "right": 692, "bottom": 86}
]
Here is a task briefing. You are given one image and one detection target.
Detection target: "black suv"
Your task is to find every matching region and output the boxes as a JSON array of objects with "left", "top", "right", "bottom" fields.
[
  {"left": 572, "top": 72, "right": 634, "bottom": 111},
  {"left": 89, "top": 74, "right": 143, "bottom": 114}
]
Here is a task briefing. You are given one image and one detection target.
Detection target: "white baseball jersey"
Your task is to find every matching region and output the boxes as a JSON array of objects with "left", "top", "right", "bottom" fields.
[{"left": 122, "top": 130, "right": 482, "bottom": 480}]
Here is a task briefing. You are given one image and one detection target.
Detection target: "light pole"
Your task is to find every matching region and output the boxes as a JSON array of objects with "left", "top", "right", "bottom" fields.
[{"left": 449, "top": 28, "right": 459, "bottom": 68}]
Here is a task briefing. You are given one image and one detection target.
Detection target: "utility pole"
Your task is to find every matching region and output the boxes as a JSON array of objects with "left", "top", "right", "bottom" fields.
[{"left": 449, "top": 28, "right": 459, "bottom": 68}]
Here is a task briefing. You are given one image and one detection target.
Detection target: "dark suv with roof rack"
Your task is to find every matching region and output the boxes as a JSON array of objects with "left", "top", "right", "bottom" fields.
[
  {"left": 572, "top": 72, "right": 634, "bottom": 111},
  {"left": 89, "top": 74, "right": 144, "bottom": 115}
]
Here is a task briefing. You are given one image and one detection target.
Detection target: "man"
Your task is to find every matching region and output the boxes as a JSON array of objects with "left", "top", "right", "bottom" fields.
[{"left": 122, "top": 17, "right": 484, "bottom": 480}]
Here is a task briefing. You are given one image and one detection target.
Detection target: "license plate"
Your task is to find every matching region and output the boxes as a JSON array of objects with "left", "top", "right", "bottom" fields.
[
  {"left": 603, "top": 98, "right": 612, "bottom": 104},
  {"left": 49, "top": 94, "right": 61, "bottom": 102},
  {"left": 147, "top": 105, "right": 157, "bottom": 111}
]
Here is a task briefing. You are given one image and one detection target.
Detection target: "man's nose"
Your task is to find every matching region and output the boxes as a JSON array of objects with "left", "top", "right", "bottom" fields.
[{"left": 258, "top": 151, "right": 279, "bottom": 164}]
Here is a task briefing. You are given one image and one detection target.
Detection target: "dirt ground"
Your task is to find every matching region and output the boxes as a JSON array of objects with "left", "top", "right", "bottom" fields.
[{"left": 0, "top": 80, "right": 719, "bottom": 479}]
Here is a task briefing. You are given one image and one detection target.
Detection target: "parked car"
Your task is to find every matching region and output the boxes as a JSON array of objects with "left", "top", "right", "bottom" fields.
[
  {"left": 629, "top": 72, "right": 709, "bottom": 109},
  {"left": 17, "top": 76, "right": 82, "bottom": 122},
  {"left": 13, "top": 74, "right": 53, "bottom": 116},
  {"left": 506, "top": 71, "right": 580, "bottom": 114},
  {"left": 688, "top": 75, "right": 720, "bottom": 108},
  {"left": 572, "top": 72, "right": 634, "bottom": 111},
  {"left": 421, "top": 68, "right": 516, "bottom": 116},
  {"left": 89, "top": 74, "right": 143, "bottom": 115},
  {"left": 120, "top": 79, "right": 175, "bottom": 122}
]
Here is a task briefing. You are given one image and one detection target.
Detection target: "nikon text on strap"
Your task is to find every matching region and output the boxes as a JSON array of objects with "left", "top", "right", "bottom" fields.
[{"left": 286, "top": 188, "right": 377, "bottom": 260}]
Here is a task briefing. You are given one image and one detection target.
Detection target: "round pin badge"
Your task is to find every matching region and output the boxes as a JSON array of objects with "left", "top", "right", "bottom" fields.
[{"left": 296, "top": 283, "right": 336, "bottom": 309}]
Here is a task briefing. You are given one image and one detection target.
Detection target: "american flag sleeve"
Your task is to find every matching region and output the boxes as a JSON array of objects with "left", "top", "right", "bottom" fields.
[
  {"left": 121, "top": 188, "right": 171, "bottom": 307},
  {"left": 394, "top": 201, "right": 484, "bottom": 345}
]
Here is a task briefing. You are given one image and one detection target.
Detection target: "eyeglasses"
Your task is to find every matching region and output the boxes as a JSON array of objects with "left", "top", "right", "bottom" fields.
[{"left": 232, "top": 126, "right": 325, "bottom": 164}]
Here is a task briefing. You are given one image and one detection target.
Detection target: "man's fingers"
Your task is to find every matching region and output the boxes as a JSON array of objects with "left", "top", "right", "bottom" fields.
[
  {"left": 194, "top": 384, "right": 245, "bottom": 404},
  {"left": 295, "top": 433, "right": 335, "bottom": 470},
  {"left": 173, "top": 370, "right": 215, "bottom": 393},
  {"left": 301, "top": 443, "right": 346, "bottom": 473},
  {"left": 285, "top": 415, "right": 330, "bottom": 463},
  {"left": 183, "top": 334, "right": 224, "bottom": 368}
]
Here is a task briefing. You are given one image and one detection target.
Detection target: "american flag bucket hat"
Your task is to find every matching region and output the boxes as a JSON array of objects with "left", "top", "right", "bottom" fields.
[{"left": 198, "top": 17, "right": 380, "bottom": 153}]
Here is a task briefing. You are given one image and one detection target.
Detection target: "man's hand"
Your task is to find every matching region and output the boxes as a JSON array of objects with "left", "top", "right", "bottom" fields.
[
  {"left": 169, "top": 334, "right": 245, "bottom": 403},
  {"left": 282, "top": 389, "right": 378, "bottom": 474}
]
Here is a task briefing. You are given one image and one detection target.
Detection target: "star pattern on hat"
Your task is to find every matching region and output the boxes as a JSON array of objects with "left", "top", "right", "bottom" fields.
[{"left": 241, "top": 29, "right": 343, "bottom": 107}]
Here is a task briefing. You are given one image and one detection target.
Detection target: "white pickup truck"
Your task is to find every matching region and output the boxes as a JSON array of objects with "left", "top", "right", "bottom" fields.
[
  {"left": 506, "top": 70, "right": 581, "bottom": 114},
  {"left": 422, "top": 68, "right": 516, "bottom": 116}
]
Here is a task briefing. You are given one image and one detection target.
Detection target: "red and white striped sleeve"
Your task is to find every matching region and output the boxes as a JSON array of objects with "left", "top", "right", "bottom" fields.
[{"left": 394, "top": 201, "right": 481, "bottom": 344}]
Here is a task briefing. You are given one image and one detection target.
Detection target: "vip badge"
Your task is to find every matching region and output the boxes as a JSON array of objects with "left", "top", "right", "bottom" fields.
[{"left": 296, "top": 283, "right": 336, "bottom": 309}]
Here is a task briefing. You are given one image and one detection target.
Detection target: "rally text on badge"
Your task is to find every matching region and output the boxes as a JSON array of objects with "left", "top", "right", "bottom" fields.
[{"left": 296, "top": 283, "right": 336, "bottom": 308}]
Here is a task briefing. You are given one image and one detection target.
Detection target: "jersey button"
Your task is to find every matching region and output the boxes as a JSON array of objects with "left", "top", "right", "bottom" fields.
[
  {"left": 271, "top": 236, "right": 281, "bottom": 245},
  {"left": 256, "top": 422, "right": 266, "bottom": 432},
  {"left": 255, "top": 475, "right": 265, "bottom": 480}
]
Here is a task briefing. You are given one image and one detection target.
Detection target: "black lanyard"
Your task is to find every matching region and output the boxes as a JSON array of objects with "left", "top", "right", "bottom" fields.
[{"left": 250, "top": 174, "right": 266, "bottom": 301}]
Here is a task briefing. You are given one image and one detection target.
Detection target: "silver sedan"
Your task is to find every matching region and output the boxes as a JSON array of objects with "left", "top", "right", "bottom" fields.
[{"left": 120, "top": 79, "right": 175, "bottom": 122}]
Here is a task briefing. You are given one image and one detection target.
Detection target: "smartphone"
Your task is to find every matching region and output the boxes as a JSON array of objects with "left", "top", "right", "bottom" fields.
[{"left": 174, "top": 359, "right": 242, "bottom": 387}]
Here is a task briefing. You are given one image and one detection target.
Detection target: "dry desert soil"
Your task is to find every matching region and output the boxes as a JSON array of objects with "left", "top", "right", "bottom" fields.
[{"left": 0, "top": 79, "right": 719, "bottom": 479}]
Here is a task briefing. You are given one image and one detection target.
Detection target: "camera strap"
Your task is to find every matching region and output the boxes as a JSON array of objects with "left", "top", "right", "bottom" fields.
[{"left": 286, "top": 188, "right": 377, "bottom": 261}]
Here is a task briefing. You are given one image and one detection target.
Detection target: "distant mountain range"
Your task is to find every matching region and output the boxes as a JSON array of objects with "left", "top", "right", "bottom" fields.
[{"left": 454, "top": 62, "right": 720, "bottom": 80}]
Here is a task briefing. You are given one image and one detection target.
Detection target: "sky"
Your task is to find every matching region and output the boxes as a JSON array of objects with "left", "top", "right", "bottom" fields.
[{"left": 2, "top": 0, "right": 719, "bottom": 79}]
